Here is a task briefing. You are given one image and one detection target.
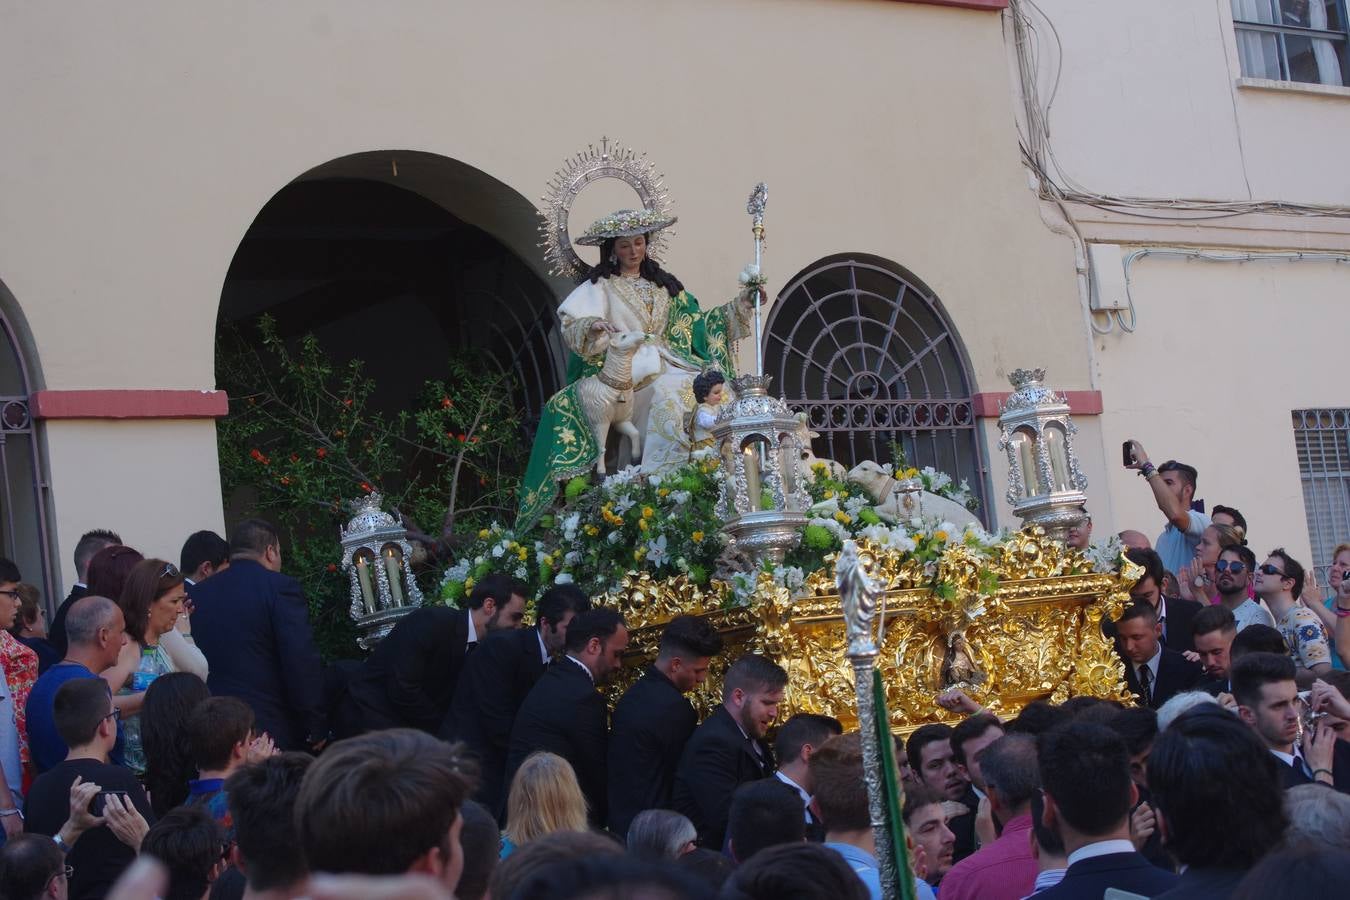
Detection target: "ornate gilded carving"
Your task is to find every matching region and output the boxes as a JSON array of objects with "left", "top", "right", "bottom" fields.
[{"left": 597, "top": 528, "right": 1137, "bottom": 731}]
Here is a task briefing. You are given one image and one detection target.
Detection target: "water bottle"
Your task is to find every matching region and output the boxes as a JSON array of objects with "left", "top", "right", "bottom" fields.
[{"left": 131, "top": 647, "right": 159, "bottom": 692}]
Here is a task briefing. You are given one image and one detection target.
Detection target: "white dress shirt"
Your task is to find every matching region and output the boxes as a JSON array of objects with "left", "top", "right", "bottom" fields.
[{"left": 1066, "top": 839, "right": 1137, "bottom": 867}]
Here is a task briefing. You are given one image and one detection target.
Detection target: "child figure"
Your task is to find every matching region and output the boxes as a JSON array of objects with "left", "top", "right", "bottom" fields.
[{"left": 687, "top": 369, "right": 727, "bottom": 454}]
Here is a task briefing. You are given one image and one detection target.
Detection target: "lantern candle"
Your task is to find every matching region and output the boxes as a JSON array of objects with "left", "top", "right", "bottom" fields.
[
  {"left": 356, "top": 555, "right": 377, "bottom": 615},
  {"left": 742, "top": 445, "right": 763, "bottom": 510},
  {"left": 384, "top": 548, "right": 406, "bottom": 606}
]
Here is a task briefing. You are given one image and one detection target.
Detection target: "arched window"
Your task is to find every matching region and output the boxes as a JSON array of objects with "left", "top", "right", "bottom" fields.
[
  {"left": 763, "top": 254, "right": 983, "bottom": 511},
  {"left": 0, "top": 291, "right": 55, "bottom": 600}
]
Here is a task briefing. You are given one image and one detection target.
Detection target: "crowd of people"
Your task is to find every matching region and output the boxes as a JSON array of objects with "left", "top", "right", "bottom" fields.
[{"left": 0, "top": 438, "right": 1346, "bottom": 898}]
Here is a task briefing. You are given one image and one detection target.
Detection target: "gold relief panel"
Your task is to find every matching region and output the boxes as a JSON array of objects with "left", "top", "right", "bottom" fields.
[{"left": 594, "top": 536, "right": 1138, "bottom": 731}]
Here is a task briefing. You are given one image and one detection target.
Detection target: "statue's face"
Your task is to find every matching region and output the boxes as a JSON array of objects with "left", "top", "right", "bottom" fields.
[
  {"left": 612, "top": 234, "right": 647, "bottom": 273},
  {"left": 705, "top": 383, "right": 725, "bottom": 406}
]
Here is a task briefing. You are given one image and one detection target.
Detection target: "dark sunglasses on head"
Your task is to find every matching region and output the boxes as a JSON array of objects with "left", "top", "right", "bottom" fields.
[
  {"left": 1215, "top": 560, "right": 1246, "bottom": 573},
  {"left": 1258, "top": 564, "right": 1287, "bottom": 577},
  {"left": 159, "top": 563, "right": 180, "bottom": 579}
]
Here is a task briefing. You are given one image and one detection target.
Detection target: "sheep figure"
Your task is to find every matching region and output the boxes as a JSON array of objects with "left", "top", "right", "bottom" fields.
[{"left": 577, "top": 330, "right": 648, "bottom": 474}]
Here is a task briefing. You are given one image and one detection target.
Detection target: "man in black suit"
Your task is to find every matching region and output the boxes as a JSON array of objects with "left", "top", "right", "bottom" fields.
[
  {"left": 1034, "top": 722, "right": 1179, "bottom": 899},
  {"left": 1116, "top": 601, "right": 1202, "bottom": 709},
  {"left": 673, "top": 654, "right": 787, "bottom": 850},
  {"left": 1127, "top": 547, "right": 1202, "bottom": 654},
  {"left": 179, "top": 530, "right": 230, "bottom": 587},
  {"left": 49, "top": 528, "right": 120, "bottom": 657},
  {"left": 504, "top": 608, "right": 629, "bottom": 826},
  {"left": 769, "top": 713, "right": 842, "bottom": 842},
  {"left": 190, "top": 519, "right": 327, "bottom": 752},
  {"left": 345, "top": 574, "right": 527, "bottom": 735},
  {"left": 1233, "top": 651, "right": 1350, "bottom": 793},
  {"left": 1148, "top": 705, "right": 1286, "bottom": 897},
  {"left": 1191, "top": 605, "right": 1237, "bottom": 695},
  {"left": 448, "top": 582, "right": 590, "bottom": 816},
  {"left": 606, "top": 615, "right": 725, "bottom": 837}
]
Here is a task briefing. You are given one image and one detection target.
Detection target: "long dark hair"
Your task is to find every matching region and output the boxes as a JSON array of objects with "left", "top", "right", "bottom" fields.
[
  {"left": 142, "top": 672, "right": 211, "bottom": 817},
  {"left": 586, "top": 234, "right": 684, "bottom": 298}
]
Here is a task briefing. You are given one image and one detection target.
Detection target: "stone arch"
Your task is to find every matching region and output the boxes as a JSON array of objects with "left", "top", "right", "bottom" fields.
[{"left": 0, "top": 276, "right": 57, "bottom": 599}]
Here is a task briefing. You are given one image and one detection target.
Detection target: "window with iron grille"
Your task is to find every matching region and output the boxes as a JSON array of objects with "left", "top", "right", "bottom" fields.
[
  {"left": 1293, "top": 409, "right": 1350, "bottom": 581},
  {"left": 1232, "top": 0, "right": 1348, "bottom": 86},
  {"left": 762, "top": 254, "right": 985, "bottom": 517}
]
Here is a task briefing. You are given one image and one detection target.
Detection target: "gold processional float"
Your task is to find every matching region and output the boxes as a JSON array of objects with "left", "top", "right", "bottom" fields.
[{"left": 335, "top": 165, "right": 1138, "bottom": 732}]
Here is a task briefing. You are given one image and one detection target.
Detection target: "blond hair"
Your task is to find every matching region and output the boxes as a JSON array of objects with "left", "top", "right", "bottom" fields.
[
  {"left": 504, "top": 752, "right": 589, "bottom": 847},
  {"left": 1209, "top": 523, "right": 1245, "bottom": 550}
]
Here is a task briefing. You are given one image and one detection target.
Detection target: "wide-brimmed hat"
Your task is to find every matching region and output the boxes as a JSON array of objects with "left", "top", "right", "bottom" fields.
[{"left": 575, "top": 208, "right": 677, "bottom": 246}]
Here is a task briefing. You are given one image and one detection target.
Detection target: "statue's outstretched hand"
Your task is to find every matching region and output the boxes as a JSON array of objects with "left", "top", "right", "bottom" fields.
[{"left": 589, "top": 319, "right": 619, "bottom": 335}]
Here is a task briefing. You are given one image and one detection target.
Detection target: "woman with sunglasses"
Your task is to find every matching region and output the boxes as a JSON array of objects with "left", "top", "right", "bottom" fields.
[{"left": 111, "top": 560, "right": 203, "bottom": 776}]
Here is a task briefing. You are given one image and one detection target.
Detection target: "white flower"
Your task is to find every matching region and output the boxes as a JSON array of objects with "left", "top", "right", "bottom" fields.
[
  {"left": 491, "top": 544, "right": 505, "bottom": 558},
  {"left": 607, "top": 531, "right": 622, "bottom": 545},
  {"left": 614, "top": 495, "right": 637, "bottom": 515},
  {"left": 536, "top": 550, "right": 550, "bottom": 565},
  {"left": 810, "top": 498, "right": 840, "bottom": 517},
  {"left": 739, "top": 263, "right": 761, "bottom": 284},
  {"left": 441, "top": 560, "right": 471, "bottom": 586},
  {"left": 648, "top": 472, "right": 664, "bottom": 487},
  {"left": 562, "top": 512, "right": 581, "bottom": 538},
  {"left": 564, "top": 551, "right": 580, "bottom": 565},
  {"left": 843, "top": 495, "right": 869, "bottom": 516},
  {"left": 555, "top": 572, "right": 574, "bottom": 585},
  {"left": 669, "top": 490, "right": 692, "bottom": 506},
  {"left": 513, "top": 565, "right": 527, "bottom": 579},
  {"left": 646, "top": 535, "right": 670, "bottom": 567},
  {"left": 604, "top": 466, "right": 641, "bottom": 489}
]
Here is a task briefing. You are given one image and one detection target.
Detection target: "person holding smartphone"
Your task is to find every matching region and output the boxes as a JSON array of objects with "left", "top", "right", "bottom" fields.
[{"left": 1123, "top": 441, "right": 1211, "bottom": 581}]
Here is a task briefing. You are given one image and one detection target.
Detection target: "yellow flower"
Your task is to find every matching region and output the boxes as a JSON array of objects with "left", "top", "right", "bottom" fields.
[
  {"left": 840, "top": 491, "right": 849, "bottom": 499},
  {"left": 464, "top": 576, "right": 475, "bottom": 592},
  {"left": 634, "top": 547, "right": 647, "bottom": 561},
  {"left": 811, "top": 462, "right": 826, "bottom": 474},
  {"left": 477, "top": 528, "right": 490, "bottom": 539},
  {"left": 935, "top": 530, "right": 949, "bottom": 542},
  {"left": 834, "top": 511, "right": 852, "bottom": 525},
  {"left": 639, "top": 519, "right": 649, "bottom": 532},
  {"left": 692, "top": 531, "right": 704, "bottom": 543},
  {"left": 642, "top": 506, "right": 655, "bottom": 518},
  {"left": 585, "top": 525, "right": 599, "bottom": 536},
  {"left": 517, "top": 548, "right": 528, "bottom": 562},
  {"left": 824, "top": 490, "right": 835, "bottom": 499},
  {"left": 658, "top": 488, "right": 670, "bottom": 497}
]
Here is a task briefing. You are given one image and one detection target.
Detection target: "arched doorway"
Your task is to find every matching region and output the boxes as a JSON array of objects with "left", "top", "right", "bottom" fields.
[
  {"left": 218, "top": 152, "right": 566, "bottom": 425},
  {"left": 763, "top": 254, "right": 985, "bottom": 513},
  {"left": 0, "top": 280, "right": 56, "bottom": 601}
]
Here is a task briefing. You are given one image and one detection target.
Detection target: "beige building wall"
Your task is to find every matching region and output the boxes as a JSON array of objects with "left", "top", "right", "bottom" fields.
[
  {"left": 0, "top": 1, "right": 1090, "bottom": 588},
  {"left": 1017, "top": 1, "right": 1350, "bottom": 566}
]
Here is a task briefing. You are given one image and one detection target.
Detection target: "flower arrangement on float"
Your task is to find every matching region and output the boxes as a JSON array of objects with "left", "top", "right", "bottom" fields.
[{"left": 436, "top": 453, "right": 1124, "bottom": 608}]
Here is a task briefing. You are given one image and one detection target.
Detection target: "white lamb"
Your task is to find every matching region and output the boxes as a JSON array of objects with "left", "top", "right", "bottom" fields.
[{"left": 577, "top": 330, "right": 648, "bottom": 474}]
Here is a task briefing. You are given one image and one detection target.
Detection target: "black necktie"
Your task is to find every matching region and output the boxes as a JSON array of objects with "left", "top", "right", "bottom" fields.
[{"left": 1138, "top": 665, "right": 1153, "bottom": 702}]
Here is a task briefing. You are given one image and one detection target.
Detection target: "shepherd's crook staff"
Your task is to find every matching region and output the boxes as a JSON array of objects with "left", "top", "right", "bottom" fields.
[
  {"left": 746, "top": 183, "right": 767, "bottom": 377},
  {"left": 837, "top": 540, "right": 917, "bottom": 900}
]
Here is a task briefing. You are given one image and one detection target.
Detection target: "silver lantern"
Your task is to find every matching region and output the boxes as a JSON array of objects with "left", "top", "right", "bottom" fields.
[
  {"left": 713, "top": 374, "right": 810, "bottom": 565},
  {"left": 339, "top": 492, "right": 423, "bottom": 649},
  {"left": 997, "top": 368, "right": 1089, "bottom": 543}
]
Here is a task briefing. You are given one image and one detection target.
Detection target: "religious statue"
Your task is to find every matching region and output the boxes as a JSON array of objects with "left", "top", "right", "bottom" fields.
[
  {"left": 518, "top": 206, "right": 757, "bottom": 528},
  {"left": 686, "top": 369, "right": 726, "bottom": 454},
  {"left": 574, "top": 330, "right": 648, "bottom": 475}
]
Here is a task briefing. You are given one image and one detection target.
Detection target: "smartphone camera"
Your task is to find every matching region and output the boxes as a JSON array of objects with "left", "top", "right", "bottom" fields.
[{"left": 1122, "top": 440, "right": 1136, "bottom": 467}]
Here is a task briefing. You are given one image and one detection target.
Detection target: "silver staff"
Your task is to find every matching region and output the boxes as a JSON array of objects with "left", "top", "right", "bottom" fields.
[
  {"left": 836, "top": 540, "right": 904, "bottom": 896},
  {"left": 746, "top": 182, "right": 767, "bottom": 377}
]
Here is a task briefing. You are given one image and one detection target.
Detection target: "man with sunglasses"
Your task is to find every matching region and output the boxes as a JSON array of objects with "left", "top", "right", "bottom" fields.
[
  {"left": 1213, "top": 545, "right": 1275, "bottom": 633},
  {"left": 1256, "top": 548, "right": 1333, "bottom": 683}
]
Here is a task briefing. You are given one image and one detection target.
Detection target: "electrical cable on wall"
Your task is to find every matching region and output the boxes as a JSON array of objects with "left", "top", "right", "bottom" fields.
[{"left": 1005, "top": 0, "right": 1350, "bottom": 336}]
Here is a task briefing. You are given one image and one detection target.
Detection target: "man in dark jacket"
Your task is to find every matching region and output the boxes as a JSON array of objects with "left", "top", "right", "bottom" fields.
[
  {"left": 1115, "top": 601, "right": 1202, "bottom": 710},
  {"left": 447, "top": 583, "right": 590, "bottom": 816},
  {"left": 606, "top": 615, "right": 724, "bottom": 837},
  {"left": 49, "top": 528, "right": 120, "bottom": 657},
  {"left": 1034, "top": 722, "right": 1178, "bottom": 899},
  {"left": 345, "top": 574, "right": 526, "bottom": 735},
  {"left": 673, "top": 654, "right": 788, "bottom": 850},
  {"left": 504, "top": 608, "right": 629, "bottom": 826},
  {"left": 190, "top": 519, "right": 327, "bottom": 752}
]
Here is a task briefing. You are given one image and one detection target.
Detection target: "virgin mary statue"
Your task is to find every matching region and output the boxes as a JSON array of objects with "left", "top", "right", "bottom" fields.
[{"left": 517, "top": 208, "right": 755, "bottom": 528}]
